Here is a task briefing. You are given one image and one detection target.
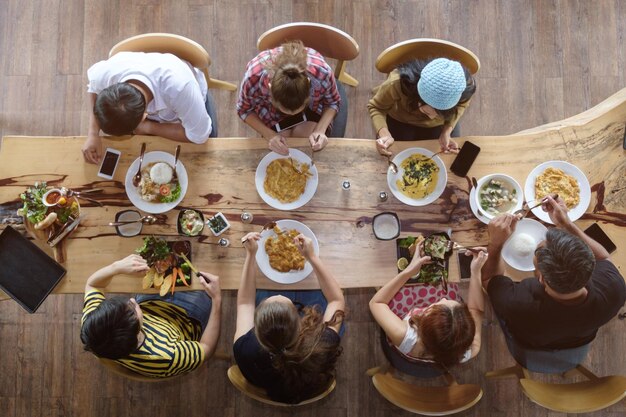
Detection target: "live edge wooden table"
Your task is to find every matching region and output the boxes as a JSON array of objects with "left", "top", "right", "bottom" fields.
[{"left": 0, "top": 89, "right": 624, "bottom": 300}]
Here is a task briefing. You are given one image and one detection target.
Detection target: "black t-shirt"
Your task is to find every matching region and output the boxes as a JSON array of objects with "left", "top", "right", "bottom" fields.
[
  {"left": 487, "top": 259, "right": 625, "bottom": 349},
  {"left": 233, "top": 327, "right": 340, "bottom": 403}
]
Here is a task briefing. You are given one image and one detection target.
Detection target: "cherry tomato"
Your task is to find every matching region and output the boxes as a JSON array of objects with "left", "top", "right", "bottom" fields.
[{"left": 159, "top": 184, "right": 171, "bottom": 196}]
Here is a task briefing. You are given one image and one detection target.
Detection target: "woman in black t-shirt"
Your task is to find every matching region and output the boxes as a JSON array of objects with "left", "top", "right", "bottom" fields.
[{"left": 233, "top": 232, "right": 345, "bottom": 404}]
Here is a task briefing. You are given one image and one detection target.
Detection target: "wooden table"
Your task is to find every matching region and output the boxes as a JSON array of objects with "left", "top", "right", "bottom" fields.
[{"left": 1, "top": 88, "right": 624, "bottom": 298}]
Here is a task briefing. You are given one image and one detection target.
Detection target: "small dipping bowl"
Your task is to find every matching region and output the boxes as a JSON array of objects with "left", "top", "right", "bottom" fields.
[
  {"left": 115, "top": 210, "right": 143, "bottom": 237},
  {"left": 177, "top": 209, "right": 205, "bottom": 237},
  {"left": 372, "top": 212, "right": 401, "bottom": 240},
  {"left": 42, "top": 188, "right": 64, "bottom": 207}
]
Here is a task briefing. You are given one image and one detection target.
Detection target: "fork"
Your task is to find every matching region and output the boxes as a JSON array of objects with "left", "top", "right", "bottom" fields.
[
  {"left": 290, "top": 157, "right": 304, "bottom": 174},
  {"left": 446, "top": 241, "right": 487, "bottom": 254}
]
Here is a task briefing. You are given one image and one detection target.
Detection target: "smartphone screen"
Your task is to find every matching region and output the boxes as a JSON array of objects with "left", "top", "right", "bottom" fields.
[
  {"left": 275, "top": 112, "right": 307, "bottom": 132},
  {"left": 584, "top": 223, "right": 617, "bottom": 253},
  {"left": 450, "top": 141, "right": 481, "bottom": 177},
  {"left": 458, "top": 251, "right": 473, "bottom": 279},
  {"left": 98, "top": 149, "right": 121, "bottom": 179}
]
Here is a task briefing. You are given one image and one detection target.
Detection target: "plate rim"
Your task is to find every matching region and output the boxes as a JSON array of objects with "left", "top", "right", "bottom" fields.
[
  {"left": 386, "top": 147, "right": 448, "bottom": 207},
  {"left": 255, "top": 219, "right": 320, "bottom": 284},
  {"left": 523, "top": 160, "right": 591, "bottom": 224},
  {"left": 124, "top": 151, "right": 188, "bottom": 214},
  {"left": 255, "top": 149, "right": 319, "bottom": 211}
]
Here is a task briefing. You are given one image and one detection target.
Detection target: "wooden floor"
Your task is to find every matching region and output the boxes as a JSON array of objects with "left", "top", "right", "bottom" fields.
[{"left": 1, "top": 1, "right": 625, "bottom": 416}]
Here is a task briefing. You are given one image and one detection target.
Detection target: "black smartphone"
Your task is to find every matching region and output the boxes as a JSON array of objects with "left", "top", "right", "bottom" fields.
[
  {"left": 458, "top": 251, "right": 473, "bottom": 280},
  {"left": 274, "top": 112, "right": 307, "bottom": 132},
  {"left": 97, "top": 148, "right": 121, "bottom": 179},
  {"left": 623, "top": 126, "right": 626, "bottom": 150},
  {"left": 584, "top": 223, "right": 617, "bottom": 253},
  {"left": 450, "top": 141, "right": 481, "bottom": 177}
]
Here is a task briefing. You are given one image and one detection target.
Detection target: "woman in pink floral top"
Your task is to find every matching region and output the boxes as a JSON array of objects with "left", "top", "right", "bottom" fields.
[{"left": 236, "top": 41, "right": 341, "bottom": 155}]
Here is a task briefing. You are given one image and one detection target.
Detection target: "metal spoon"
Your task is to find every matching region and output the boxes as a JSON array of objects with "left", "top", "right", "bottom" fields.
[
  {"left": 172, "top": 145, "right": 181, "bottom": 181},
  {"left": 132, "top": 142, "right": 147, "bottom": 187},
  {"left": 387, "top": 154, "right": 399, "bottom": 174},
  {"left": 109, "top": 215, "right": 157, "bottom": 227},
  {"left": 63, "top": 188, "right": 104, "bottom": 206}
]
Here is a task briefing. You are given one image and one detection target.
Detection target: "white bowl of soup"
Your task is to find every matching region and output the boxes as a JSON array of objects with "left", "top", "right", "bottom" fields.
[{"left": 474, "top": 174, "right": 523, "bottom": 220}]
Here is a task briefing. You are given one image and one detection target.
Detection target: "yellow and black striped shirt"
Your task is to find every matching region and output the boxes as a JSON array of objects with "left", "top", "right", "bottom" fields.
[{"left": 82, "top": 290, "right": 205, "bottom": 378}]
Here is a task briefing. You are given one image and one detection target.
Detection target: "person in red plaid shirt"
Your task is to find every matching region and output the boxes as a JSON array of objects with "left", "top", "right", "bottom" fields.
[{"left": 237, "top": 41, "right": 341, "bottom": 155}]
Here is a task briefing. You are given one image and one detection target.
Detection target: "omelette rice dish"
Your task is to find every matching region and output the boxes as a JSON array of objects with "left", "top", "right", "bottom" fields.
[
  {"left": 396, "top": 154, "right": 439, "bottom": 199},
  {"left": 535, "top": 167, "right": 580, "bottom": 209},
  {"left": 264, "top": 158, "right": 311, "bottom": 203},
  {"left": 265, "top": 228, "right": 306, "bottom": 272}
]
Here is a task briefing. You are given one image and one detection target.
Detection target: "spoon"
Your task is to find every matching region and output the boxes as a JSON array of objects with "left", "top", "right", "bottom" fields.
[
  {"left": 63, "top": 188, "right": 104, "bottom": 206},
  {"left": 132, "top": 142, "right": 147, "bottom": 187},
  {"left": 387, "top": 154, "right": 399, "bottom": 174},
  {"left": 109, "top": 215, "right": 157, "bottom": 227},
  {"left": 172, "top": 145, "right": 181, "bottom": 181}
]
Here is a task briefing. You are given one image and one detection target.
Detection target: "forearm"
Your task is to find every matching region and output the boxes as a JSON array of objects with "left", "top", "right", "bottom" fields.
[
  {"left": 237, "top": 254, "right": 257, "bottom": 307},
  {"left": 313, "top": 108, "right": 337, "bottom": 135},
  {"left": 370, "top": 271, "right": 412, "bottom": 306},
  {"left": 87, "top": 94, "right": 100, "bottom": 137},
  {"left": 142, "top": 121, "right": 189, "bottom": 142},
  {"left": 439, "top": 124, "right": 454, "bottom": 137},
  {"left": 481, "top": 244, "right": 505, "bottom": 289},
  {"left": 85, "top": 263, "right": 118, "bottom": 292},
  {"left": 243, "top": 113, "right": 276, "bottom": 140},
  {"left": 467, "top": 271, "right": 485, "bottom": 313},
  {"left": 199, "top": 296, "right": 221, "bottom": 358},
  {"left": 561, "top": 222, "right": 610, "bottom": 260},
  {"left": 309, "top": 256, "right": 344, "bottom": 305}
]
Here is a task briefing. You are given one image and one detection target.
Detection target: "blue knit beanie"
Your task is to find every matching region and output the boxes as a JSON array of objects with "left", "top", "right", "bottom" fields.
[{"left": 417, "top": 58, "right": 466, "bottom": 110}]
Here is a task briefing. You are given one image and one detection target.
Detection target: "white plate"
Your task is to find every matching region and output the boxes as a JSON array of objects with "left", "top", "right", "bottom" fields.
[
  {"left": 524, "top": 161, "right": 591, "bottom": 224},
  {"left": 256, "top": 219, "right": 319, "bottom": 284},
  {"left": 255, "top": 149, "right": 319, "bottom": 211},
  {"left": 387, "top": 147, "right": 447, "bottom": 206},
  {"left": 502, "top": 218, "right": 548, "bottom": 271},
  {"left": 469, "top": 187, "right": 490, "bottom": 225},
  {"left": 124, "top": 151, "right": 188, "bottom": 214}
]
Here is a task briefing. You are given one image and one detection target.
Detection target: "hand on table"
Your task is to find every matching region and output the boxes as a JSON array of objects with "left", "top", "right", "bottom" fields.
[
  {"left": 294, "top": 234, "right": 316, "bottom": 260},
  {"left": 376, "top": 135, "right": 394, "bottom": 156},
  {"left": 268, "top": 135, "right": 289, "bottom": 155},
  {"left": 438, "top": 132, "right": 460, "bottom": 154},
  {"left": 82, "top": 135, "right": 103, "bottom": 164},
  {"left": 488, "top": 214, "right": 518, "bottom": 248},
  {"left": 112, "top": 254, "right": 149, "bottom": 275},
  {"left": 241, "top": 232, "right": 261, "bottom": 254},
  {"left": 309, "top": 133, "right": 328, "bottom": 151},
  {"left": 542, "top": 195, "right": 571, "bottom": 229},
  {"left": 198, "top": 272, "right": 221, "bottom": 300}
]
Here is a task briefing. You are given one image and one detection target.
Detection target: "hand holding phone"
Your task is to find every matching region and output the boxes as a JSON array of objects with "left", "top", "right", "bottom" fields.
[
  {"left": 450, "top": 141, "right": 481, "bottom": 177},
  {"left": 97, "top": 148, "right": 121, "bottom": 179}
]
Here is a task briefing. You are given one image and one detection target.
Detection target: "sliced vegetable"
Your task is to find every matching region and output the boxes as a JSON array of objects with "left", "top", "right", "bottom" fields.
[
  {"left": 142, "top": 269, "right": 155, "bottom": 289},
  {"left": 160, "top": 275, "right": 172, "bottom": 296},
  {"left": 159, "top": 184, "right": 171, "bottom": 196},
  {"left": 178, "top": 253, "right": 198, "bottom": 274},
  {"left": 178, "top": 268, "right": 189, "bottom": 286}
]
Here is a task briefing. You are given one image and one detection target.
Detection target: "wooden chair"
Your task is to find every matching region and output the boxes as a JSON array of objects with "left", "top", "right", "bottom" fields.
[
  {"left": 226, "top": 365, "right": 336, "bottom": 406},
  {"left": 367, "top": 366, "right": 483, "bottom": 415},
  {"left": 486, "top": 364, "right": 626, "bottom": 413},
  {"left": 109, "top": 32, "right": 237, "bottom": 91},
  {"left": 257, "top": 22, "right": 360, "bottom": 87},
  {"left": 375, "top": 38, "right": 480, "bottom": 75}
]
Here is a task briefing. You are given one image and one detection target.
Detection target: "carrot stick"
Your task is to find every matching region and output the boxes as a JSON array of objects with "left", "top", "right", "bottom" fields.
[{"left": 179, "top": 268, "right": 189, "bottom": 286}]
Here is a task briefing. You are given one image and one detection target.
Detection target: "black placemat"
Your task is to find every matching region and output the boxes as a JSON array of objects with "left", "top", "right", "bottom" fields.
[{"left": 0, "top": 226, "right": 66, "bottom": 313}]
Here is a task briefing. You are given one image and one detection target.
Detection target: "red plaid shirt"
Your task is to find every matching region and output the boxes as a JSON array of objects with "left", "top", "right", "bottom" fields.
[{"left": 236, "top": 47, "right": 341, "bottom": 127}]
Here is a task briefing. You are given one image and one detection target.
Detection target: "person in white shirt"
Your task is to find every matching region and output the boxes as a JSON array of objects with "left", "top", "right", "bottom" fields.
[{"left": 82, "top": 52, "right": 216, "bottom": 164}]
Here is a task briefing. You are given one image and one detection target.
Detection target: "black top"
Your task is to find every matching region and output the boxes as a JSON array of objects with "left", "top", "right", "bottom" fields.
[
  {"left": 233, "top": 327, "right": 340, "bottom": 403},
  {"left": 487, "top": 259, "right": 625, "bottom": 349}
]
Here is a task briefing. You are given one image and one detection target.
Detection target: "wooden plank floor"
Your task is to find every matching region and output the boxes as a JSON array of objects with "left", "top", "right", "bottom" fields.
[{"left": 1, "top": 1, "right": 625, "bottom": 416}]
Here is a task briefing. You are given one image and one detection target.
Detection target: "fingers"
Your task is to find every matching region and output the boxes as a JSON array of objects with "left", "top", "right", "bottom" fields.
[
  {"left": 376, "top": 138, "right": 393, "bottom": 156},
  {"left": 311, "top": 134, "right": 328, "bottom": 151},
  {"left": 241, "top": 232, "right": 261, "bottom": 243},
  {"left": 270, "top": 136, "right": 289, "bottom": 155},
  {"left": 82, "top": 148, "right": 100, "bottom": 164}
]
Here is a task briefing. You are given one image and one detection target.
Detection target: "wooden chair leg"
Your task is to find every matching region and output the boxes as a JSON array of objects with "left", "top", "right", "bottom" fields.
[
  {"left": 486, "top": 364, "right": 526, "bottom": 379},
  {"left": 338, "top": 71, "right": 358, "bottom": 87},
  {"left": 207, "top": 78, "right": 238, "bottom": 91}
]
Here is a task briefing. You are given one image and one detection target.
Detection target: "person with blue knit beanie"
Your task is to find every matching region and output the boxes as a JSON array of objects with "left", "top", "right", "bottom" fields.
[{"left": 368, "top": 57, "right": 476, "bottom": 155}]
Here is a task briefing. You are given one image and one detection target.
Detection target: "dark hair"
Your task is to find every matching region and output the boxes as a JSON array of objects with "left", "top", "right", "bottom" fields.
[
  {"left": 536, "top": 228, "right": 595, "bottom": 294},
  {"left": 94, "top": 83, "right": 146, "bottom": 135},
  {"left": 255, "top": 301, "right": 344, "bottom": 404},
  {"left": 397, "top": 58, "right": 476, "bottom": 121},
  {"left": 80, "top": 297, "right": 140, "bottom": 359},
  {"left": 410, "top": 302, "right": 475, "bottom": 367},
  {"left": 268, "top": 41, "right": 311, "bottom": 112}
]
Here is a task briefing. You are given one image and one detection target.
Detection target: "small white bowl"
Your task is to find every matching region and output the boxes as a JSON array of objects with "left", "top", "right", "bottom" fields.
[
  {"left": 42, "top": 188, "right": 64, "bottom": 207},
  {"left": 474, "top": 174, "right": 523, "bottom": 220},
  {"left": 206, "top": 212, "right": 231, "bottom": 236}
]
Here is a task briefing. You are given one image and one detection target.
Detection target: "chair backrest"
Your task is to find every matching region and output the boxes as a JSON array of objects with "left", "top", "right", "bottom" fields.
[
  {"left": 371, "top": 371, "right": 483, "bottom": 415},
  {"left": 256, "top": 22, "right": 359, "bottom": 83},
  {"left": 226, "top": 365, "right": 336, "bottom": 406},
  {"left": 375, "top": 38, "right": 480, "bottom": 75},
  {"left": 504, "top": 336, "right": 591, "bottom": 374},
  {"left": 519, "top": 368, "right": 626, "bottom": 413}
]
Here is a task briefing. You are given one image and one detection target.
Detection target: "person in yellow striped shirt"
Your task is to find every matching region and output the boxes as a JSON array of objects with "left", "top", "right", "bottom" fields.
[{"left": 80, "top": 254, "right": 222, "bottom": 378}]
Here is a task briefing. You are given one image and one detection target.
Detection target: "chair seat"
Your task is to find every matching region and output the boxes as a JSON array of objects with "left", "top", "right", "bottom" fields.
[
  {"left": 520, "top": 376, "right": 626, "bottom": 413},
  {"left": 372, "top": 372, "right": 482, "bottom": 415}
]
